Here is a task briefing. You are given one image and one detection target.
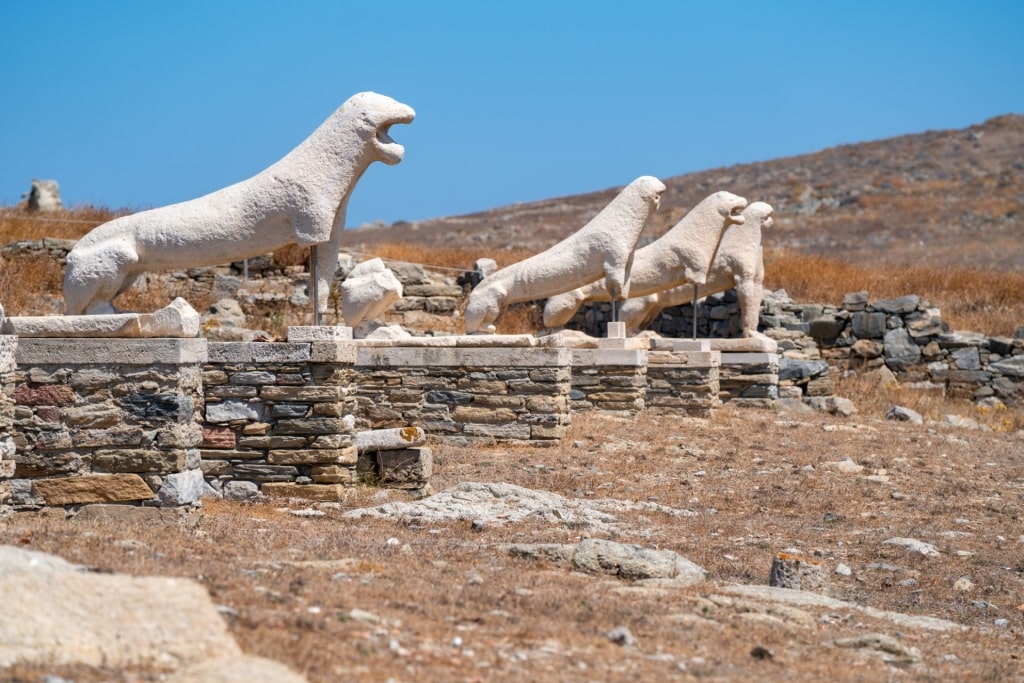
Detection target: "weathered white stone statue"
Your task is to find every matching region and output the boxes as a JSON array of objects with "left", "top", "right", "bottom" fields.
[
  {"left": 618, "top": 201, "right": 774, "bottom": 337},
  {"left": 24, "top": 179, "right": 63, "bottom": 212},
  {"left": 63, "top": 92, "right": 415, "bottom": 315},
  {"left": 541, "top": 190, "right": 748, "bottom": 329},
  {"left": 340, "top": 257, "right": 403, "bottom": 328},
  {"left": 464, "top": 176, "right": 666, "bottom": 333}
]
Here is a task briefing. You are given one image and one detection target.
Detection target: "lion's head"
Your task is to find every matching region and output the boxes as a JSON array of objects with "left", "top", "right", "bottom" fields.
[
  {"left": 341, "top": 92, "right": 416, "bottom": 165},
  {"left": 706, "top": 190, "right": 748, "bottom": 226},
  {"left": 745, "top": 201, "right": 774, "bottom": 230}
]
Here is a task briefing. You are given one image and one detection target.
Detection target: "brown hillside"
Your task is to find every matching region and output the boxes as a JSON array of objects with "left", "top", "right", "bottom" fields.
[{"left": 349, "top": 115, "right": 1024, "bottom": 271}]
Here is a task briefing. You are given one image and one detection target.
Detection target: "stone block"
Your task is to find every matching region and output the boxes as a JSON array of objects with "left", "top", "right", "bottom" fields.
[
  {"left": 310, "top": 465, "right": 357, "bottom": 484},
  {"left": 32, "top": 474, "right": 154, "bottom": 505},
  {"left": 851, "top": 312, "right": 887, "bottom": 339},
  {"left": 260, "top": 386, "right": 345, "bottom": 402},
  {"left": 267, "top": 447, "right": 357, "bottom": 466},
  {"left": 13, "top": 384, "right": 76, "bottom": 407},
  {"left": 202, "top": 426, "right": 236, "bottom": 449},
  {"left": 260, "top": 482, "right": 348, "bottom": 501},
  {"left": 250, "top": 342, "right": 310, "bottom": 363},
  {"left": 92, "top": 449, "right": 188, "bottom": 473},
  {"left": 16, "top": 338, "right": 207, "bottom": 366},
  {"left": 73, "top": 428, "right": 145, "bottom": 448},
  {"left": 206, "top": 400, "right": 262, "bottom": 423},
  {"left": 452, "top": 406, "right": 518, "bottom": 424},
  {"left": 286, "top": 326, "right": 353, "bottom": 342},
  {"left": 463, "top": 423, "right": 531, "bottom": 440},
  {"left": 310, "top": 341, "right": 358, "bottom": 364},
  {"left": 274, "top": 417, "right": 349, "bottom": 435},
  {"left": 157, "top": 469, "right": 205, "bottom": 506}
]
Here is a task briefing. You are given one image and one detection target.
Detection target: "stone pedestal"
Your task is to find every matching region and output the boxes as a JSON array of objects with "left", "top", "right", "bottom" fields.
[
  {"left": 201, "top": 340, "right": 359, "bottom": 500},
  {"left": 9, "top": 338, "right": 207, "bottom": 508},
  {"left": 353, "top": 335, "right": 571, "bottom": 446},
  {"left": 570, "top": 348, "right": 648, "bottom": 414},
  {"left": 710, "top": 339, "right": 780, "bottom": 409},
  {"left": 645, "top": 339, "right": 721, "bottom": 416}
]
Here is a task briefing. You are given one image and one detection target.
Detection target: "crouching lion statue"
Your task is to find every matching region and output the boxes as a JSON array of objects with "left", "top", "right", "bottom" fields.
[
  {"left": 63, "top": 92, "right": 415, "bottom": 315},
  {"left": 619, "top": 201, "right": 774, "bottom": 336},
  {"left": 464, "top": 176, "right": 665, "bottom": 334},
  {"left": 542, "top": 190, "right": 748, "bottom": 329}
]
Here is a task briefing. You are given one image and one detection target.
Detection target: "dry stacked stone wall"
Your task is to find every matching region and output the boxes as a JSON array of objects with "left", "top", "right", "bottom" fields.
[
  {"left": 353, "top": 341, "right": 572, "bottom": 447},
  {"left": 645, "top": 343, "right": 721, "bottom": 417},
  {"left": 0, "top": 336, "right": 17, "bottom": 483},
  {"left": 201, "top": 341, "right": 360, "bottom": 502},
  {"left": 6, "top": 339, "right": 206, "bottom": 509},
  {"left": 569, "top": 349, "right": 648, "bottom": 414}
]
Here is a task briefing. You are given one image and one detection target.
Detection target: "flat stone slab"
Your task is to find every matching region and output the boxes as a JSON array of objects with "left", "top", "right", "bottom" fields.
[
  {"left": 344, "top": 481, "right": 695, "bottom": 534},
  {"left": 0, "top": 545, "right": 241, "bottom": 670},
  {"left": 3, "top": 298, "right": 200, "bottom": 338},
  {"left": 354, "top": 334, "right": 561, "bottom": 348},
  {"left": 649, "top": 338, "right": 711, "bottom": 352},
  {"left": 16, "top": 338, "right": 207, "bottom": 365},
  {"left": 708, "top": 337, "right": 779, "bottom": 353},
  {"left": 286, "top": 325, "right": 353, "bottom": 342},
  {"left": 719, "top": 584, "right": 965, "bottom": 632}
]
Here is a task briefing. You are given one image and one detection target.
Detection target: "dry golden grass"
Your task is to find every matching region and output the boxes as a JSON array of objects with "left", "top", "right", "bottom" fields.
[
  {"left": 2, "top": 409, "right": 1022, "bottom": 682},
  {"left": 765, "top": 248, "right": 1024, "bottom": 336}
]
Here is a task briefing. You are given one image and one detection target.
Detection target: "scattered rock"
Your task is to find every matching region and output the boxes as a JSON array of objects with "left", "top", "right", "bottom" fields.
[
  {"left": 507, "top": 538, "right": 706, "bottom": 584},
  {"left": 882, "top": 537, "right": 940, "bottom": 557},
  {"left": 768, "top": 552, "right": 828, "bottom": 592},
  {"left": 832, "top": 632, "right": 921, "bottom": 666},
  {"left": 886, "top": 405, "right": 923, "bottom": 424},
  {"left": 606, "top": 626, "right": 635, "bottom": 647}
]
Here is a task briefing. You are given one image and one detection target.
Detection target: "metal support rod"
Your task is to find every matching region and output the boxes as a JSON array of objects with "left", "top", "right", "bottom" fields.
[
  {"left": 310, "top": 245, "right": 321, "bottom": 327},
  {"left": 691, "top": 283, "right": 699, "bottom": 340},
  {"left": 611, "top": 297, "right": 619, "bottom": 324},
  {"left": 242, "top": 258, "right": 248, "bottom": 281}
]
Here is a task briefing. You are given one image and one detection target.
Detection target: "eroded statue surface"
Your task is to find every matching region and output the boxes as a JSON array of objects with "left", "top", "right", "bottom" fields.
[
  {"left": 341, "top": 258, "right": 403, "bottom": 328},
  {"left": 619, "top": 202, "right": 774, "bottom": 337},
  {"left": 464, "top": 176, "right": 665, "bottom": 333},
  {"left": 542, "top": 190, "right": 748, "bottom": 329},
  {"left": 63, "top": 92, "right": 414, "bottom": 315}
]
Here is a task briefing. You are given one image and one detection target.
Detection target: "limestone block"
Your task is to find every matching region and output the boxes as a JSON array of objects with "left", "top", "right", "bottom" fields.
[
  {"left": 32, "top": 474, "right": 155, "bottom": 505},
  {"left": 206, "top": 400, "right": 262, "bottom": 423},
  {"left": 310, "top": 340, "right": 358, "bottom": 363},
  {"left": 63, "top": 93, "right": 413, "bottom": 316},
  {"left": 260, "top": 385, "right": 345, "bottom": 402},
  {"left": 341, "top": 258, "right": 404, "bottom": 327},
  {"left": 769, "top": 552, "right": 828, "bottom": 592},
  {"left": 4, "top": 298, "right": 200, "bottom": 338},
  {"left": 260, "top": 483, "right": 349, "bottom": 501},
  {"left": 368, "top": 448, "right": 432, "bottom": 485},
  {"left": 286, "top": 325, "right": 353, "bottom": 342},
  {"left": 267, "top": 448, "right": 357, "bottom": 466},
  {"left": 467, "top": 176, "right": 667, "bottom": 333},
  {"left": 354, "top": 426, "right": 426, "bottom": 452},
  {"left": 0, "top": 546, "right": 241, "bottom": 670},
  {"left": 157, "top": 469, "right": 205, "bottom": 506},
  {"left": 223, "top": 480, "right": 261, "bottom": 501},
  {"left": 16, "top": 338, "right": 207, "bottom": 365}
]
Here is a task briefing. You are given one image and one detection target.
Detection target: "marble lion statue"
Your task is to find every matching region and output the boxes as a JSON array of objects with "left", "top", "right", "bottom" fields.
[
  {"left": 619, "top": 201, "right": 774, "bottom": 336},
  {"left": 63, "top": 92, "right": 415, "bottom": 315},
  {"left": 542, "top": 190, "right": 748, "bottom": 329},
  {"left": 463, "top": 176, "right": 665, "bottom": 334}
]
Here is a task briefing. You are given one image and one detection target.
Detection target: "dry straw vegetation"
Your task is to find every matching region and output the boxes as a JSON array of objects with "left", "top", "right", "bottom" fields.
[{"left": 2, "top": 409, "right": 1022, "bottom": 682}]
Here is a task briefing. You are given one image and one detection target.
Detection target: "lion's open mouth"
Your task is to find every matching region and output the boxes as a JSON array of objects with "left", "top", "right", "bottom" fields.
[{"left": 375, "top": 108, "right": 415, "bottom": 164}]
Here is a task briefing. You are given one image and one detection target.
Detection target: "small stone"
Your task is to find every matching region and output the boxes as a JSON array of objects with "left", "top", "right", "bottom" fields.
[
  {"left": 606, "top": 626, "right": 635, "bottom": 647},
  {"left": 954, "top": 577, "right": 974, "bottom": 592},
  {"left": 834, "top": 563, "right": 852, "bottom": 577},
  {"left": 882, "top": 537, "right": 940, "bottom": 557},
  {"left": 471, "top": 519, "right": 485, "bottom": 532},
  {"left": 994, "top": 618, "right": 1009, "bottom": 627},
  {"left": 385, "top": 537, "right": 400, "bottom": 547},
  {"left": 750, "top": 645, "right": 773, "bottom": 660},
  {"left": 886, "top": 406, "right": 923, "bottom": 424}
]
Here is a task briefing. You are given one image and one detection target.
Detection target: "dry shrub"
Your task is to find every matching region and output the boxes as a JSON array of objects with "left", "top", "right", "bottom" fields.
[
  {"left": 765, "top": 248, "right": 1024, "bottom": 335},
  {"left": 835, "top": 370, "right": 1024, "bottom": 432},
  {"left": 0, "top": 254, "right": 66, "bottom": 314},
  {"left": 0, "top": 205, "right": 124, "bottom": 242}
]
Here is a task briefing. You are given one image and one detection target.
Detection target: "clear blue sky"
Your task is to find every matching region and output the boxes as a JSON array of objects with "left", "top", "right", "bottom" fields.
[{"left": 2, "top": 1, "right": 1022, "bottom": 228}]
